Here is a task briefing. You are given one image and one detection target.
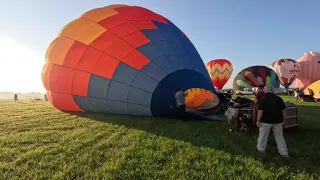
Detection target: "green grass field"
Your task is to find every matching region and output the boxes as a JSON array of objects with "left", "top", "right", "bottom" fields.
[{"left": 0, "top": 96, "right": 319, "bottom": 179}]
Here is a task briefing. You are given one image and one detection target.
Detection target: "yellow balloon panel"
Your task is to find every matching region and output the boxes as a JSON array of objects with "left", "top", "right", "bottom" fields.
[
  {"left": 210, "top": 73, "right": 230, "bottom": 81},
  {"left": 58, "top": 18, "right": 95, "bottom": 38},
  {"left": 304, "top": 80, "right": 320, "bottom": 98},
  {"left": 45, "top": 37, "right": 74, "bottom": 65},
  {"left": 80, "top": 7, "right": 119, "bottom": 22},
  {"left": 78, "top": 25, "right": 107, "bottom": 45},
  {"left": 105, "top": 4, "right": 129, "bottom": 9},
  {"left": 209, "top": 64, "right": 232, "bottom": 78},
  {"left": 58, "top": 18, "right": 107, "bottom": 45}
]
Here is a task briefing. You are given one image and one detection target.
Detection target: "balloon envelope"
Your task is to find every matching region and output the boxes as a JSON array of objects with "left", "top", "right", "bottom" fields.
[
  {"left": 41, "top": 4, "right": 216, "bottom": 117},
  {"left": 270, "top": 58, "right": 300, "bottom": 88},
  {"left": 303, "top": 80, "right": 320, "bottom": 98},
  {"left": 206, "top": 59, "right": 233, "bottom": 90},
  {"left": 185, "top": 88, "right": 220, "bottom": 110},
  {"left": 295, "top": 51, "right": 320, "bottom": 89},
  {"left": 233, "top": 66, "right": 280, "bottom": 91}
]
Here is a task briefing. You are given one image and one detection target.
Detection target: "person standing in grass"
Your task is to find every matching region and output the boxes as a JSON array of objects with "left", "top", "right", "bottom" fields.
[
  {"left": 256, "top": 85, "right": 289, "bottom": 158},
  {"left": 294, "top": 89, "right": 298, "bottom": 101},
  {"left": 14, "top": 93, "right": 18, "bottom": 102}
]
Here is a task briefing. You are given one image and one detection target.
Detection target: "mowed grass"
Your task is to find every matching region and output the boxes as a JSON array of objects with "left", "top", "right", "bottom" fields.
[{"left": 0, "top": 96, "right": 319, "bottom": 179}]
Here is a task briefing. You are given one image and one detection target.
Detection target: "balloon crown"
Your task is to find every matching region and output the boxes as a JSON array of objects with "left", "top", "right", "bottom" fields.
[{"left": 305, "top": 51, "right": 320, "bottom": 56}]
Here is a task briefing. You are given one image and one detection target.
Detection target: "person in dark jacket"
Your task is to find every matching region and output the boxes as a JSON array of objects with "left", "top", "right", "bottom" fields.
[
  {"left": 256, "top": 85, "right": 289, "bottom": 158},
  {"left": 224, "top": 91, "right": 232, "bottom": 102}
]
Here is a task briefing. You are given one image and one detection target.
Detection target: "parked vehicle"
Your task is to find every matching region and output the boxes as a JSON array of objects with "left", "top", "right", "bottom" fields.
[{"left": 235, "top": 88, "right": 255, "bottom": 95}]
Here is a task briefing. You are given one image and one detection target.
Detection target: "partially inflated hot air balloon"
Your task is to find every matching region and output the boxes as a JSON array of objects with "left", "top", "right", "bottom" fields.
[
  {"left": 185, "top": 88, "right": 220, "bottom": 111},
  {"left": 295, "top": 51, "right": 320, "bottom": 89},
  {"left": 233, "top": 66, "right": 280, "bottom": 91},
  {"left": 270, "top": 58, "right": 300, "bottom": 89},
  {"left": 206, "top": 59, "right": 233, "bottom": 90},
  {"left": 304, "top": 80, "right": 320, "bottom": 98},
  {"left": 41, "top": 4, "right": 217, "bottom": 117}
]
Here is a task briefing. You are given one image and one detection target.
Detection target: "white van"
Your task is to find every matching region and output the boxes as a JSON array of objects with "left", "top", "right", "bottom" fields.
[{"left": 235, "top": 88, "right": 255, "bottom": 95}]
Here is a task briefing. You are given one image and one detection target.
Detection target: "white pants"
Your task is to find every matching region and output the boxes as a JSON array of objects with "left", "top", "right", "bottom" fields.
[{"left": 257, "top": 122, "right": 289, "bottom": 156}]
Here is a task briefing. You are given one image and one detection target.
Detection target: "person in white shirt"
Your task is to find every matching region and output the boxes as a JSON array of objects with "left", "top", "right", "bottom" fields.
[
  {"left": 173, "top": 88, "right": 188, "bottom": 120},
  {"left": 175, "top": 88, "right": 187, "bottom": 105},
  {"left": 294, "top": 89, "right": 298, "bottom": 101}
]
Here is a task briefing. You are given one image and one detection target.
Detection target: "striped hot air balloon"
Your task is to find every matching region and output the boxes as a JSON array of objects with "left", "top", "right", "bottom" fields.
[
  {"left": 206, "top": 59, "right": 233, "bottom": 90},
  {"left": 233, "top": 66, "right": 280, "bottom": 91}
]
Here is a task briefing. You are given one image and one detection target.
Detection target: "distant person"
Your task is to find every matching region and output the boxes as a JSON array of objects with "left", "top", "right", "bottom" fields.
[
  {"left": 252, "top": 85, "right": 265, "bottom": 125},
  {"left": 301, "top": 88, "right": 315, "bottom": 102},
  {"left": 14, "top": 93, "right": 18, "bottom": 102},
  {"left": 44, "top": 94, "right": 48, "bottom": 101},
  {"left": 294, "top": 89, "right": 298, "bottom": 101},
  {"left": 288, "top": 89, "right": 291, "bottom": 95},
  {"left": 255, "top": 85, "right": 265, "bottom": 104},
  {"left": 256, "top": 85, "right": 289, "bottom": 158},
  {"left": 224, "top": 91, "right": 232, "bottom": 101},
  {"left": 171, "top": 88, "right": 188, "bottom": 120},
  {"left": 216, "top": 92, "right": 226, "bottom": 103},
  {"left": 307, "top": 88, "right": 314, "bottom": 97},
  {"left": 297, "top": 89, "right": 305, "bottom": 101}
]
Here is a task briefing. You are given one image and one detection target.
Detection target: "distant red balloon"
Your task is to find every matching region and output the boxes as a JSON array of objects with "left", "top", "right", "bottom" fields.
[{"left": 206, "top": 59, "right": 233, "bottom": 90}]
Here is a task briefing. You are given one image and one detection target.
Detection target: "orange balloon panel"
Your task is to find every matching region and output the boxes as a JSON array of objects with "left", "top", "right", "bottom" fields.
[
  {"left": 45, "top": 37, "right": 75, "bottom": 65},
  {"left": 185, "top": 88, "right": 219, "bottom": 110},
  {"left": 186, "top": 88, "right": 200, "bottom": 106}
]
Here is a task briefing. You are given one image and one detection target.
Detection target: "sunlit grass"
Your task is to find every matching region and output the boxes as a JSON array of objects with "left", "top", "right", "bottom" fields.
[{"left": 0, "top": 96, "right": 319, "bottom": 179}]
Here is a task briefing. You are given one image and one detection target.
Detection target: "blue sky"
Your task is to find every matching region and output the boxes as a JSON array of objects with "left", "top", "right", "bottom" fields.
[{"left": 0, "top": 0, "right": 319, "bottom": 93}]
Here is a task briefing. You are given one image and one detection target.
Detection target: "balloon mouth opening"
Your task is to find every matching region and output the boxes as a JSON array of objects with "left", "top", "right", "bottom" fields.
[{"left": 184, "top": 88, "right": 219, "bottom": 111}]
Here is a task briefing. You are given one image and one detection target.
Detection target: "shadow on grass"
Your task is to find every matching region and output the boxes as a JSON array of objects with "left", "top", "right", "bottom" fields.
[{"left": 69, "top": 104, "right": 320, "bottom": 177}]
